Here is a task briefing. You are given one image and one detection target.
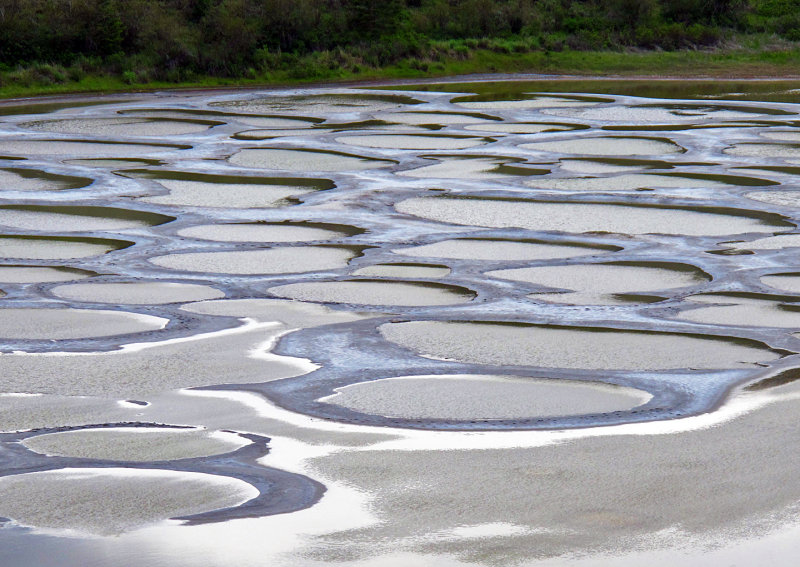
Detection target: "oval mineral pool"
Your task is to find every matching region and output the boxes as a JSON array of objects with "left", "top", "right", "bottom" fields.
[
  {"left": 229, "top": 148, "right": 395, "bottom": 172},
  {"left": 0, "top": 236, "right": 132, "bottom": 259},
  {"left": 395, "top": 197, "right": 789, "bottom": 236},
  {"left": 725, "top": 143, "right": 800, "bottom": 158},
  {"left": 745, "top": 191, "right": 800, "bottom": 208},
  {"left": 0, "top": 468, "right": 257, "bottom": 536},
  {"left": 210, "top": 93, "right": 423, "bottom": 113},
  {"left": 351, "top": 263, "right": 451, "bottom": 278},
  {"left": 226, "top": 115, "right": 318, "bottom": 128},
  {"left": 559, "top": 159, "right": 649, "bottom": 174},
  {"left": 761, "top": 131, "right": 800, "bottom": 142},
  {"left": 543, "top": 104, "right": 778, "bottom": 122},
  {"left": 676, "top": 294, "right": 800, "bottom": 328},
  {"left": 379, "top": 321, "right": 782, "bottom": 370},
  {"left": 722, "top": 234, "right": 800, "bottom": 251},
  {"left": 400, "top": 155, "right": 548, "bottom": 179},
  {"left": 0, "top": 205, "right": 173, "bottom": 232},
  {"left": 380, "top": 111, "right": 498, "bottom": 125},
  {"left": 23, "top": 427, "right": 247, "bottom": 462},
  {"left": 150, "top": 246, "right": 359, "bottom": 275},
  {"left": 268, "top": 279, "right": 475, "bottom": 306},
  {"left": 50, "top": 282, "right": 225, "bottom": 305},
  {"left": 64, "top": 158, "right": 164, "bottom": 168},
  {"left": 335, "top": 134, "right": 490, "bottom": 150},
  {"left": 0, "top": 308, "right": 167, "bottom": 339},
  {"left": 761, "top": 273, "right": 800, "bottom": 294},
  {"left": 488, "top": 262, "right": 709, "bottom": 305},
  {"left": 525, "top": 173, "right": 730, "bottom": 191},
  {"left": 177, "top": 222, "right": 357, "bottom": 242},
  {"left": 0, "top": 140, "right": 189, "bottom": 157},
  {"left": 0, "top": 393, "right": 131, "bottom": 432},
  {"left": 0, "top": 266, "right": 93, "bottom": 283},
  {"left": 520, "top": 136, "right": 684, "bottom": 156},
  {"left": 558, "top": 157, "right": 682, "bottom": 174},
  {"left": 0, "top": 168, "right": 92, "bottom": 192},
  {"left": 123, "top": 170, "right": 332, "bottom": 209},
  {"left": 319, "top": 374, "right": 651, "bottom": 420},
  {"left": 394, "top": 238, "right": 616, "bottom": 261},
  {"left": 21, "top": 117, "right": 215, "bottom": 136},
  {"left": 464, "top": 122, "right": 585, "bottom": 134},
  {"left": 119, "top": 109, "right": 320, "bottom": 128},
  {"left": 232, "top": 129, "right": 318, "bottom": 140},
  {"left": 454, "top": 95, "right": 603, "bottom": 111}
]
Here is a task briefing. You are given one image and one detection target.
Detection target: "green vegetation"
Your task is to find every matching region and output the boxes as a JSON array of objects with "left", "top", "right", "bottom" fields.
[{"left": 2, "top": 0, "right": 800, "bottom": 97}]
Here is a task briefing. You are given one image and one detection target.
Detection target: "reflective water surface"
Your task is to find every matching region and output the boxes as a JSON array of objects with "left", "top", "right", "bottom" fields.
[{"left": 3, "top": 79, "right": 800, "bottom": 567}]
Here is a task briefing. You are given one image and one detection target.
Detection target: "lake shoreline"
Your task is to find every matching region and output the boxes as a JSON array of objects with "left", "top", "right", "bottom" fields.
[{"left": 4, "top": 47, "right": 800, "bottom": 101}]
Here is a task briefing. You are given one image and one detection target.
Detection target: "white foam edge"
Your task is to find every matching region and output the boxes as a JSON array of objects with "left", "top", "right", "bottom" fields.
[{"left": 181, "top": 384, "right": 800, "bottom": 453}]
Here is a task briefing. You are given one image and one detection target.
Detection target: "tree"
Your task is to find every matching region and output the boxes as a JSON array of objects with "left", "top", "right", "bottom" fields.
[{"left": 347, "top": 0, "right": 404, "bottom": 40}]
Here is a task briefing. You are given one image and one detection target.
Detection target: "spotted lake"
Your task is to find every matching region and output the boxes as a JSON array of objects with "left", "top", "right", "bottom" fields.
[{"left": 2, "top": 78, "right": 800, "bottom": 566}]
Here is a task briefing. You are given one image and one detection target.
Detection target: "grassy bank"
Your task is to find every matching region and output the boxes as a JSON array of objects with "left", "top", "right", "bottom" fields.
[{"left": 3, "top": 40, "right": 800, "bottom": 100}]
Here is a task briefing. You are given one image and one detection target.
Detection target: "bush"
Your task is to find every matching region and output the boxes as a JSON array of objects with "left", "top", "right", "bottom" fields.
[{"left": 0, "top": 0, "right": 795, "bottom": 88}]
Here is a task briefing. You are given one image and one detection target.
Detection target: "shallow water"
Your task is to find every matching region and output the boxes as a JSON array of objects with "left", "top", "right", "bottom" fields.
[
  {"left": 0, "top": 266, "right": 92, "bottom": 283},
  {"left": 336, "top": 134, "right": 490, "bottom": 150},
  {"left": 351, "top": 263, "right": 451, "bottom": 278},
  {"left": 210, "top": 93, "right": 423, "bottom": 114},
  {"left": 0, "top": 168, "right": 92, "bottom": 192},
  {"left": 520, "top": 136, "right": 684, "bottom": 156},
  {"left": 394, "top": 237, "right": 616, "bottom": 261},
  {"left": 676, "top": 294, "right": 800, "bottom": 328},
  {"left": 0, "top": 235, "right": 131, "bottom": 259},
  {"left": 150, "top": 246, "right": 359, "bottom": 274},
  {"left": 489, "top": 262, "right": 709, "bottom": 304},
  {"left": 0, "top": 140, "right": 188, "bottom": 157},
  {"left": 0, "top": 468, "right": 257, "bottom": 536},
  {"left": 379, "top": 111, "right": 499, "bottom": 126},
  {"left": 0, "top": 308, "right": 167, "bottom": 339},
  {"left": 320, "top": 374, "right": 651, "bottom": 419},
  {"left": 525, "top": 172, "right": 731, "bottom": 191},
  {"left": 395, "top": 197, "right": 787, "bottom": 236},
  {"left": 720, "top": 233, "right": 800, "bottom": 251},
  {"left": 22, "top": 428, "right": 246, "bottom": 462},
  {"left": 761, "top": 272, "right": 800, "bottom": 293},
  {"left": 268, "top": 279, "right": 475, "bottom": 306},
  {"left": 144, "top": 184, "right": 305, "bottom": 208},
  {"left": 380, "top": 321, "right": 780, "bottom": 370},
  {"left": 464, "top": 121, "right": 584, "bottom": 134},
  {"left": 50, "top": 282, "right": 225, "bottom": 304},
  {"left": 745, "top": 190, "right": 800, "bottom": 208},
  {"left": 21, "top": 117, "right": 215, "bottom": 137},
  {"left": 177, "top": 222, "right": 354, "bottom": 242},
  {"left": 4, "top": 81, "right": 800, "bottom": 566},
  {"left": 131, "top": 174, "right": 329, "bottom": 210},
  {"left": 725, "top": 143, "right": 800, "bottom": 158},
  {"left": 229, "top": 148, "right": 394, "bottom": 171},
  {"left": 399, "top": 155, "right": 549, "bottom": 179},
  {"left": 0, "top": 205, "right": 173, "bottom": 232},
  {"left": 454, "top": 95, "right": 602, "bottom": 110}
]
